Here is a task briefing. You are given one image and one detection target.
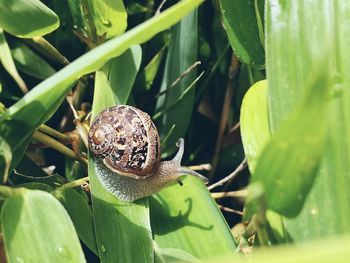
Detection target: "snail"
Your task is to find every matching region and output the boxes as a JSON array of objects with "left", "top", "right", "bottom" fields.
[{"left": 88, "top": 105, "right": 208, "bottom": 202}]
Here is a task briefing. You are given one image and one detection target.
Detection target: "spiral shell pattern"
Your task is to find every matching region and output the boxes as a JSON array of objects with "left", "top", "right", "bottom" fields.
[{"left": 88, "top": 105, "right": 160, "bottom": 178}]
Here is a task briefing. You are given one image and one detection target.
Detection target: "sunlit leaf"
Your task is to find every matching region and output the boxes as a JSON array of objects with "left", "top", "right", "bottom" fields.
[
  {"left": 89, "top": 46, "right": 153, "bottom": 262},
  {"left": 208, "top": 235, "right": 350, "bottom": 263},
  {"left": 55, "top": 187, "right": 98, "bottom": 254},
  {"left": 90, "top": 0, "right": 127, "bottom": 38},
  {"left": 266, "top": 0, "right": 350, "bottom": 240},
  {"left": 240, "top": 80, "right": 270, "bottom": 173},
  {"left": 152, "top": 177, "right": 237, "bottom": 259},
  {"left": 106, "top": 45, "right": 142, "bottom": 104},
  {"left": 245, "top": 60, "right": 330, "bottom": 218},
  {"left": 1, "top": 188, "right": 85, "bottom": 262},
  {"left": 0, "top": 0, "right": 59, "bottom": 37}
]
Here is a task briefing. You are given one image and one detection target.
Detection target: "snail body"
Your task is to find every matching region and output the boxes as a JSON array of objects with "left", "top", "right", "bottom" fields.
[{"left": 88, "top": 105, "right": 208, "bottom": 202}]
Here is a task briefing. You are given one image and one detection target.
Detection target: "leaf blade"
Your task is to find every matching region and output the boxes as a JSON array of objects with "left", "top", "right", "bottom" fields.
[
  {"left": 1, "top": 189, "right": 85, "bottom": 262},
  {"left": 219, "top": 0, "right": 265, "bottom": 68},
  {"left": 0, "top": 0, "right": 59, "bottom": 37},
  {"left": 245, "top": 59, "right": 330, "bottom": 218},
  {"left": 240, "top": 80, "right": 270, "bottom": 173},
  {"left": 265, "top": 0, "right": 350, "bottom": 239},
  {"left": 89, "top": 46, "right": 153, "bottom": 262}
]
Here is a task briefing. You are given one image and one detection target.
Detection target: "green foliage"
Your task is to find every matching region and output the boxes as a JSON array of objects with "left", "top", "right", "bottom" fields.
[
  {"left": 155, "top": 10, "right": 198, "bottom": 156},
  {"left": 0, "top": 0, "right": 349, "bottom": 262},
  {"left": 0, "top": 0, "right": 59, "bottom": 37},
  {"left": 89, "top": 0, "right": 127, "bottom": 39},
  {"left": 90, "top": 45, "right": 154, "bottom": 262},
  {"left": 265, "top": 0, "right": 350, "bottom": 242},
  {"left": 219, "top": 0, "right": 265, "bottom": 68},
  {"left": 245, "top": 61, "right": 329, "bottom": 218},
  {"left": 240, "top": 80, "right": 269, "bottom": 173},
  {"left": 1, "top": 188, "right": 85, "bottom": 262}
]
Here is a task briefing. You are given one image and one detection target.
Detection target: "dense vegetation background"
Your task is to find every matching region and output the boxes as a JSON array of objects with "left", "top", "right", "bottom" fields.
[{"left": 0, "top": 0, "right": 349, "bottom": 262}]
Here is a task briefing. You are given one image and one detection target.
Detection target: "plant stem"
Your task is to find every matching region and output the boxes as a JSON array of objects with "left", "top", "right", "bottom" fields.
[
  {"left": 32, "top": 130, "right": 88, "bottom": 165},
  {"left": 208, "top": 159, "right": 247, "bottom": 190},
  {"left": 155, "top": 61, "right": 201, "bottom": 99},
  {"left": 39, "top": 124, "right": 70, "bottom": 141},
  {"left": 61, "top": 177, "right": 89, "bottom": 188},
  {"left": 208, "top": 55, "right": 239, "bottom": 181},
  {"left": 187, "top": 163, "right": 211, "bottom": 171},
  {"left": 218, "top": 204, "right": 243, "bottom": 215},
  {"left": 211, "top": 190, "right": 248, "bottom": 199},
  {"left": 153, "top": 71, "right": 204, "bottom": 120}
]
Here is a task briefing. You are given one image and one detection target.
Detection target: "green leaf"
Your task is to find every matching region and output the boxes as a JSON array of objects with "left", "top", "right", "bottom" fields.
[
  {"left": 155, "top": 9, "right": 198, "bottom": 156},
  {"left": 238, "top": 79, "right": 285, "bottom": 242},
  {"left": 240, "top": 80, "right": 270, "bottom": 173},
  {"left": 266, "top": 0, "right": 350, "bottom": 240},
  {"left": 107, "top": 45, "right": 142, "bottom": 104},
  {"left": 1, "top": 188, "right": 85, "bottom": 262},
  {"left": 151, "top": 12, "right": 237, "bottom": 257},
  {"left": 24, "top": 37, "right": 69, "bottom": 65},
  {"left": 154, "top": 245, "right": 201, "bottom": 263},
  {"left": 0, "top": 0, "right": 205, "bottom": 177},
  {"left": 11, "top": 42, "right": 56, "bottom": 79},
  {"left": 245, "top": 59, "right": 330, "bottom": 218},
  {"left": 0, "top": 136, "right": 11, "bottom": 183},
  {"left": 90, "top": 0, "right": 127, "bottom": 38},
  {"left": 127, "top": 3, "right": 150, "bottom": 15},
  {"left": 151, "top": 177, "right": 237, "bottom": 259},
  {"left": 144, "top": 46, "right": 166, "bottom": 90},
  {"left": 0, "top": 29, "right": 27, "bottom": 93},
  {"left": 219, "top": 0, "right": 265, "bottom": 68},
  {"left": 16, "top": 182, "right": 54, "bottom": 192},
  {"left": 55, "top": 187, "right": 98, "bottom": 255},
  {"left": 209, "top": 235, "right": 350, "bottom": 263},
  {"left": 89, "top": 46, "right": 153, "bottom": 262},
  {"left": 0, "top": 0, "right": 59, "bottom": 38}
]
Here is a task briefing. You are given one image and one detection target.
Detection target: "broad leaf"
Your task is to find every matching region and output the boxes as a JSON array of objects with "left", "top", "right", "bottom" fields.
[
  {"left": 219, "top": 0, "right": 265, "bottom": 68},
  {"left": 266, "top": 0, "right": 350, "bottom": 240},
  {"left": 240, "top": 80, "right": 270, "bottom": 173},
  {"left": 11, "top": 42, "right": 56, "bottom": 79},
  {"left": 152, "top": 176, "right": 237, "bottom": 259},
  {"left": 0, "top": 0, "right": 59, "bottom": 37},
  {"left": 245, "top": 60, "right": 330, "bottom": 218},
  {"left": 209, "top": 235, "right": 350, "bottom": 263},
  {"left": 89, "top": 46, "right": 153, "bottom": 262},
  {"left": 89, "top": 0, "right": 127, "bottom": 38},
  {"left": 55, "top": 187, "right": 98, "bottom": 254},
  {"left": 1, "top": 188, "right": 85, "bottom": 262}
]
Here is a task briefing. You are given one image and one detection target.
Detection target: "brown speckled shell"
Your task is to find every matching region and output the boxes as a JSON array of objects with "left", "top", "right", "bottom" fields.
[{"left": 88, "top": 105, "right": 161, "bottom": 179}]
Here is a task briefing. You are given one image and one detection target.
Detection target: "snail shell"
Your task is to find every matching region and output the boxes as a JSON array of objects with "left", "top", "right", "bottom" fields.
[
  {"left": 88, "top": 105, "right": 160, "bottom": 179},
  {"left": 88, "top": 105, "right": 208, "bottom": 202}
]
